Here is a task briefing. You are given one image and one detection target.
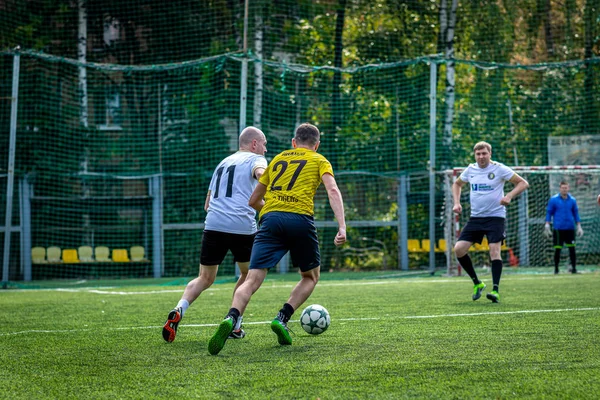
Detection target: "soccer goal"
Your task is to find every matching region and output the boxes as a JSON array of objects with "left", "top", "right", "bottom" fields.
[{"left": 442, "top": 166, "right": 600, "bottom": 275}]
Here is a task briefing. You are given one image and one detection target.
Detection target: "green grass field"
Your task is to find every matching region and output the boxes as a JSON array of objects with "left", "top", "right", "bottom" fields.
[{"left": 1, "top": 270, "right": 599, "bottom": 399}]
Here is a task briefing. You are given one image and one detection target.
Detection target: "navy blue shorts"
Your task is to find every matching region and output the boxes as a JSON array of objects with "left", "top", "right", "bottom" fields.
[
  {"left": 200, "top": 230, "right": 256, "bottom": 266},
  {"left": 250, "top": 212, "right": 320, "bottom": 272},
  {"left": 458, "top": 217, "right": 506, "bottom": 244}
]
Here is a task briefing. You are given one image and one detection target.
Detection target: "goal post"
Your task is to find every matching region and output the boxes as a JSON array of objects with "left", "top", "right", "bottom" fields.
[{"left": 443, "top": 165, "right": 600, "bottom": 275}]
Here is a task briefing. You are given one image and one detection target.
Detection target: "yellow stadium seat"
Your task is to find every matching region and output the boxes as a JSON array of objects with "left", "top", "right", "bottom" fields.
[
  {"left": 474, "top": 237, "right": 490, "bottom": 251},
  {"left": 95, "top": 246, "right": 111, "bottom": 262},
  {"left": 112, "top": 249, "right": 130, "bottom": 262},
  {"left": 78, "top": 246, "right": 94, "bottom": 262},
  {"left": 421, "top": 239, "right": 440, "bottom": 253},
  {"left": 407, "top": 239, "right": 422, "bottom": 252},
  {"left": 32, "top": 247, "right": 47, "bottom": 264},
  {"left": 437, "top": 239, "right": 448, "bottom": 253},
  {"left": 130, "top": 246, "right": 147, "bottom": 262},
  {"left": 62, "top": 249, "right": 80, "bottom": 263},
  {"left": 47, "top": 246, "right": 61, "bottom": 263}
]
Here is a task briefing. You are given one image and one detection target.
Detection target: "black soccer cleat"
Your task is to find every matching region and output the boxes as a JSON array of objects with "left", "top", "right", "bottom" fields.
[
  {"left": 228, "top": 329, "right": 246, "bottom": 339},
  {"left": 162, "top": 307, "right": 182, "bottom": 343}
]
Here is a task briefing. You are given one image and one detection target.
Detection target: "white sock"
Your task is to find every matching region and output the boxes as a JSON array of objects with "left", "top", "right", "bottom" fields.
[
  {"left": 176, "top": 299, "right": 189, "bottom": 317},
  {"left": 234, "top": 315, "right": 243, "bottom": 330}
]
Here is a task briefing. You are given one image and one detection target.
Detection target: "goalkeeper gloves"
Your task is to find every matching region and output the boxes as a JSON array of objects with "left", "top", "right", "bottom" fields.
[
  {"left": 576, "top": 225, "right": 584, "bottom": 237},
  {"left": 544, "top": 223, "right": 552, "bottom": 239}
]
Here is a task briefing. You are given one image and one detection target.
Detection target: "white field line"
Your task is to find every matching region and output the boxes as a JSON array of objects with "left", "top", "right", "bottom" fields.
[
  {"left": 5, "top": 275, "right": 576, "bottom": 295},
  {"left": 1, "top": 307, "right": 598, "bottom": 337}
]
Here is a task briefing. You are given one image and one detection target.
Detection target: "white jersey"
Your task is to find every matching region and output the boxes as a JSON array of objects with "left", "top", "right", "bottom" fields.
[
  {"left": 204, "top": 151, "right": 268, "bottom": 234},
  {"left": 459, "top": 161, "right": 515, "bottom": 218}
]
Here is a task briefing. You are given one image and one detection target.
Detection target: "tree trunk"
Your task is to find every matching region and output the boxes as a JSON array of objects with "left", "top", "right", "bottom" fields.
[
  {"left": 253, "top": 12, "right": 263, "bottom": 129},
  {"left": 542, "top": 0, "right": 554, "bottom": 57},
  {"left": 583, "top": 0, "right": 598, "bottom": 134},
  {"left": 331, "top": 0, "right": 346, "bottom": 170},
  {"left": 442, "top": 0, "right": 458, "bottom": 170}
]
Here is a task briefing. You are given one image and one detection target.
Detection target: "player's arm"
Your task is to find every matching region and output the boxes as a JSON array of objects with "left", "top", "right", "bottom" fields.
[
  {"left": 544, "top": 199, "right": 553, "bottom": 238},
  {"left": 500, "top": 173, "right": 529, "bottom": 206},
  {"left": 574, "top": 200, "right": 584, "bottom": 237},
  {"left": 452, "top": 178, "right": 466, "bottom": 214},
  {"left": 253, "top": 167, "right": 265, "bottom": 180},
  {"left": 204, "top": 191, "right": 211, "bottom": 212},
  {"left": 248, "top": 182, "right": 267, "bottom": 212},
  {"left": 322, "top": 173, "right": 346, "bottom": 247}
]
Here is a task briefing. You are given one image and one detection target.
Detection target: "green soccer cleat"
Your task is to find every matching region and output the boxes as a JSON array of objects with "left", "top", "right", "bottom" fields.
[
  {"left": 270, "top": 318, "right": 292, "bottom": 346},
  {"left": 486, "top": 290, "right": 500, "bottom": 303},
  {"left": 472, "top": 282, "right": 486, "bottom": 301},
  {"left": 208, "top": 317, "right": 234, "bottom": 355}
]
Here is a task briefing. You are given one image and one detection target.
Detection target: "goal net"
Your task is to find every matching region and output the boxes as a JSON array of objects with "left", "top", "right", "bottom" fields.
[{"left": 443, "top": 166, "right": 600, "bottom": 274}]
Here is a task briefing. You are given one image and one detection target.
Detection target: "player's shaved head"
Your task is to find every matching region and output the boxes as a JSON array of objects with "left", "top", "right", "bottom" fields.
[
  {"left": 294, "top": 123, "right": 320, "bottom": 146},
  {"left": 239, "top": 126, "right": 265, "bottom": 148}
]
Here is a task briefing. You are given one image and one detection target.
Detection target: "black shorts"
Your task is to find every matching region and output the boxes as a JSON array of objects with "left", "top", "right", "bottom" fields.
[
  {"left": 553, "top": 229, "right": 575, "bottom": 248},
  {"left": 200, "top": 230, "right": 256, "bottom": 266},
  {"left": 250, "top": 212, "right": 320, "bottom": 272},
  {"left": 458, "top": 217, "right": 506, "bottom": 245}
]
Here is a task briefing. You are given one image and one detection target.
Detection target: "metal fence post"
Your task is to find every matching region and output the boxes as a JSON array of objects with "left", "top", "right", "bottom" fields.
[{"left": 2, "top": 51, "right": 20, "bottom": 288}]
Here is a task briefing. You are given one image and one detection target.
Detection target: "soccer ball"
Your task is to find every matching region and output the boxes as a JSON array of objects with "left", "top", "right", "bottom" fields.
[{"left": 300, "top": 304, "right": 330, "bottom": 335}]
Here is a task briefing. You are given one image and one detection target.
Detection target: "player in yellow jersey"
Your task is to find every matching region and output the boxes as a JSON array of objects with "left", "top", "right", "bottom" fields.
[{"left": 208, "top": 123, "right": 346, "bottom": 355}]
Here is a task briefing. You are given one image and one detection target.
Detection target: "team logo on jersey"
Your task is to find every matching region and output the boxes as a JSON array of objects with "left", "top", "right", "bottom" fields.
[
  {"left": 488, "top": 172, "right": 495, "bottom": 180},
  {"left": 471, "top": 183, "right": 493, "bottom": 192}
]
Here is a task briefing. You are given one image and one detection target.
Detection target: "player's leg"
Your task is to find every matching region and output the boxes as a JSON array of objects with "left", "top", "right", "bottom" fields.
[
  {"left": 208, "top": 268, "right": 269, "bottom": 356},
  {"left": 455, "top": 240, "right": 486, "bottom": 299},
  {"left": 485, "top": 218, "right": 506, "bottom": 303},
  {"left": 270, "top": 213, "right": 320, "bottom": 345},
  {"left": 162, "top": 263, "right": 219, "bottom": 343},
  {"left": 455, "top": 220, "right": 485, "bottom": 300},
  {"left": 228, "top": 233, "right": 255, "bottom": 338},
  {"left": 227, "top": 261, "right": 249, "bottom": 338},
  {"left": 553, "top": 230, "right": 562, "bottom": 274},
  {"left": 163, "top": 230, "right": 226, "bottom": 343},
  {"left": 209, "top": 214, "right": 286, "bottom": 355},
  {"left": 564, "top": 229, "right": 577, "bottom": 273},
  {"left": 485, "top": 242, "right": 502, "bottom": 303}
]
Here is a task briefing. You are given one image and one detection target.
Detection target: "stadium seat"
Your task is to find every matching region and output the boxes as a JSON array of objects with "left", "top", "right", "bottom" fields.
[
  {"left": 32, "top": 247, "right": 47, "bottom": 264},
  {"left": 130, "top": 246, "right": 147, "bottom": 262},
  {"left": 112, "top": 249, "right": 130, "bottom": 262},
  {"left": 46, "top": 246, "right": 62, "bottom": 263},
  {"left": 437, "top": 239, "right": 448, "bottom": 253},
  {"left": 62, "top": 249, "right": 80, "bottom": 263},
  {"left": 474, "top": 237, "right": 490, "bottom": 251},
  {"left": 95, "top": 246, "right": 111, "bottom": 262},
  {"left": 407, "top": 239, "right": 422, "bottom": 253},
  {"left": 421, "top": 239, "right": 440, "bottom": 253},
  {"left": 78, "top": 246, "right": 94, "bottom": 262}
]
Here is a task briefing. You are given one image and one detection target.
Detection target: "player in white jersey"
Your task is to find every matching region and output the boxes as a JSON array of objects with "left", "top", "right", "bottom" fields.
[
  {"left": 452, "top": 141, "right": 529, "bottom": 303},
  {"left": 162, "top": 127, "right": 268, "bottom": 343}
]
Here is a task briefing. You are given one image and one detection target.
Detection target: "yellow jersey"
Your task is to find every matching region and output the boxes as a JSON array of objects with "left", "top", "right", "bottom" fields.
[{"left": 258, "top": 148, "right": 334, "bottom": 218}]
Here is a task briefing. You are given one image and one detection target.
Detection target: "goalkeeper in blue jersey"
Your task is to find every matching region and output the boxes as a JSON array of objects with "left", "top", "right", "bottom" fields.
[{"left": 544, "top": 181, "right": 583, "bottom": 274}]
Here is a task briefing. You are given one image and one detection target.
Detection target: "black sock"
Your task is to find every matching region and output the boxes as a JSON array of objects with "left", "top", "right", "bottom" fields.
[
  {"left": 491, "top": 259, "right": 503, "bottom": 292},
  {"left": 277, "top": 303, "right": 295, "bottom": 323},
  {"left": 227, "top": 307, "right": 240, "bottom": 327},
  {"left": 457, "top": 254, "right": 480, "bottom": 284},
  {"left": 554, "top": 249, "right": 561, "bottom": 271},
  {"left": 568, "top": 247, "right": 576, "bottom": 271}
]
